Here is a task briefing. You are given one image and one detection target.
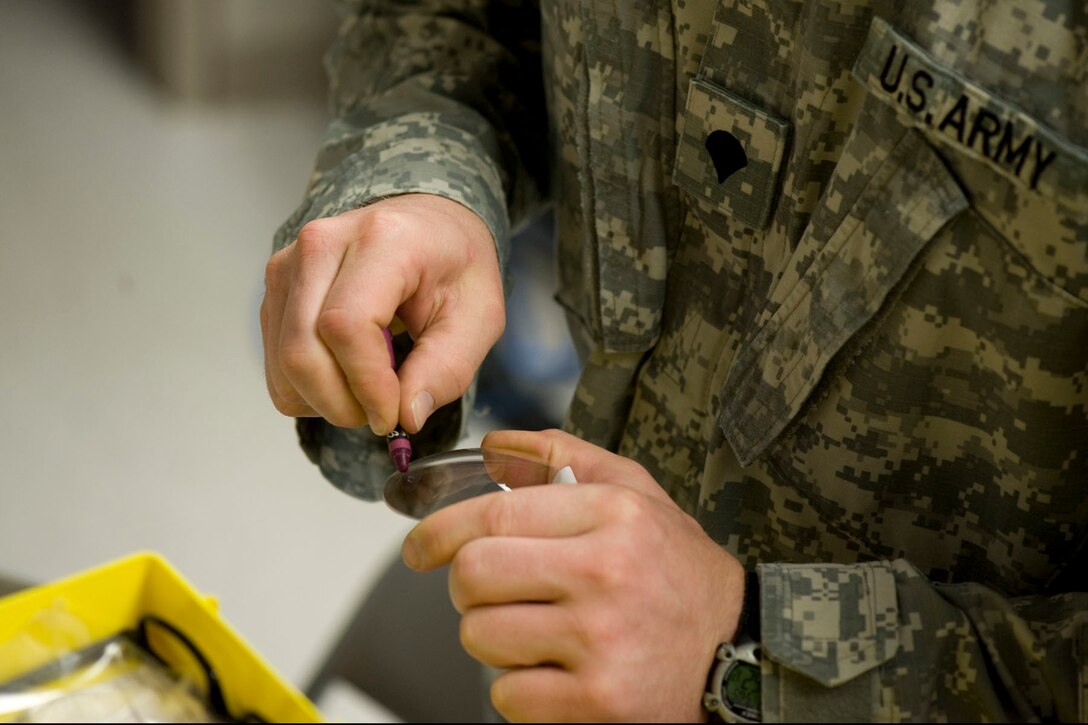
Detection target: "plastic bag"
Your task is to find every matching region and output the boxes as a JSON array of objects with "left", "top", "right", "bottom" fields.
[
  {"left": 1, "top": 633, "right": 221, "bottom": 723},
  {"left": 0, "top": 602, "right": 232, "bottom": 723},
  {"left": 0, "top": 553, "right": 319, "bottom": 723}
]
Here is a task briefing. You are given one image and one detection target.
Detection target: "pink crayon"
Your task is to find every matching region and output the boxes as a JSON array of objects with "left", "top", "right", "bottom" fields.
[{"left": 383, "top": 327, "right": 412, "bottom": 473}]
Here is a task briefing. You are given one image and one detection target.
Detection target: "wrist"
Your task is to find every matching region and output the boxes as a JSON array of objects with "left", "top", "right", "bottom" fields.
[{"left": 704, "top": 569, "right": 762, "bottom": 723}]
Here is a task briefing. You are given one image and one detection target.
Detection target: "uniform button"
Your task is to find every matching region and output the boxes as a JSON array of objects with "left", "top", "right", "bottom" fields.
[{"left": 705, "top": 130, "right": 747, "bottom": 183}]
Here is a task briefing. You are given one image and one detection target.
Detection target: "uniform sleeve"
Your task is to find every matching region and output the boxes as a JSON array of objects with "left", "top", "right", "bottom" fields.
[
  {"left": 757, "top": 560, "right": 1087, "bottom": 722},
  {"left": 272, "top": 0, "right": 550, "bottom": 499}
]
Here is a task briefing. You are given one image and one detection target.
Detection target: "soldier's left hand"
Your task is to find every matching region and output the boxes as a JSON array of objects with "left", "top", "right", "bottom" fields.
[{"left": 402, "top": 429, "right": 746, "bottom": 722}]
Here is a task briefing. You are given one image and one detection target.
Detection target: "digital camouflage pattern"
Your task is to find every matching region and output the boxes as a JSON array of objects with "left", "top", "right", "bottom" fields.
[
  {"left": 673, "top": 78, "right": 791, "bottom": 231},
  {"left": 276, "top": 0, "right": 1088, "bottom": 720},
  {"left": 272, "top": 0, "right": 548, "bottom": 493}
]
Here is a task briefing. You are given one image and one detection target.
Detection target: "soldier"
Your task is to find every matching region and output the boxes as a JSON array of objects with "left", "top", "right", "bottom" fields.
[{"left": 261, "top": 0, "right": 1087, "bottom": 721}]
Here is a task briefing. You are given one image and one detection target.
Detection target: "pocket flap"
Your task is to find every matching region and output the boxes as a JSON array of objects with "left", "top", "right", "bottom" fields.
[
  {"left": 761, "top": 561, "right": 900, "bottom": 687},
  {"left": 672, "top": 78, "right": 790, "bottom": 230},
  {"left": 853, "top": 16, "right": 1088, "bottom": 216},
  {"left": 719, "top": 126, "right": 968, "bottom": 466}
]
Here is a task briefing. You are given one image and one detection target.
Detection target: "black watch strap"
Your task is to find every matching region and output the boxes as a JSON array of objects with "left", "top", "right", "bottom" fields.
[
  {"left": 704, "top": 569, "right": 763, "bottom": 723},
  {"left": 736, "top": 569, "right": 761, "bottom": 642}
]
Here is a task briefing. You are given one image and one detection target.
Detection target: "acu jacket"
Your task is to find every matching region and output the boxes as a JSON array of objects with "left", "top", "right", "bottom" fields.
[{"left": 275, "top": 0, "right": 1088, "bottom": 720}]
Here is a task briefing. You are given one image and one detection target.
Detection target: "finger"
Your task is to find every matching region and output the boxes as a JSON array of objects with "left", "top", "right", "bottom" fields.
[
  {"left": 482, "top": 429, "right": 671, "bottom": 501},
  {"left": 403, "top": 484, "right": 602, "bottom": 571},
  {"left": 395, "top": 288, "right": 504, "bottom": 433},
  {"left": 263, "top": 345, "right": 319, "bottom": 416},
  {"left": 448, "top": 537, "right": 572, "bottom": 613},
  {"left": 318, "top": 235, "right": 409, "bottom": 436},
  {"left": 490, "top": 667, "right": 583, "bottom": 723},
  {"left": 278, "top": 225, "right": 369, "bottom": 428},
  {"left": 460, "top": 603, "right": 580, "bottom": 669},
  {"left": 262, "top": 246, "right": 310, "bottom": 414},
  {"left": 480, "top": 447, "right": 555, "bottom": 490}
]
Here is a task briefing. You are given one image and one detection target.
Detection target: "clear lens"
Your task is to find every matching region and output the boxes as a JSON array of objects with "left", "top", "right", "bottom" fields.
[{"left": 383, "top": 448, "right": 555, "bottom": 519}]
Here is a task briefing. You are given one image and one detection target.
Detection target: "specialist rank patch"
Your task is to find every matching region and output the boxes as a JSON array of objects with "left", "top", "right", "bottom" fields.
[{"left": 852, "top": 16, "right": 1087, "bottom": 204}]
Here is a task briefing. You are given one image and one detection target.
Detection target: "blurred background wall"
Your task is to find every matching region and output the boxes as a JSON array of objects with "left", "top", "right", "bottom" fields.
[
  {"left": 0, "top": 1, "right": 577, "bottom": 721},
  {"left": 79, "top": 0, "right": 338, "bottom": 103}
]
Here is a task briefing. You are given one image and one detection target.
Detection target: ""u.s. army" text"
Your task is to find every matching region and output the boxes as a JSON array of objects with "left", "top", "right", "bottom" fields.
[{"left": 878, "top": 42, "right": 1056, "bottom": 190}]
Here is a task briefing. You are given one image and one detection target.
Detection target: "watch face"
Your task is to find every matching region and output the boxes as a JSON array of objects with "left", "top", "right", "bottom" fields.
[{"left": 723, "top": 662, "right": 760, "bottom": 721}]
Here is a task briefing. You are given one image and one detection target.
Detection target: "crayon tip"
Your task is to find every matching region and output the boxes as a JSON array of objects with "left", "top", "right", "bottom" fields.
[{"left": 388, "top": 433, "right": 412, "bottom": 473}]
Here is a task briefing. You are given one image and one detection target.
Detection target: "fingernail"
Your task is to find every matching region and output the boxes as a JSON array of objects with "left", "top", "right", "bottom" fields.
[
  {"left": 365, "top": 407, "right": 387, "bottom": 436},
  {"left": 411, "top": 391, "right": 434, "bottom": 430}
]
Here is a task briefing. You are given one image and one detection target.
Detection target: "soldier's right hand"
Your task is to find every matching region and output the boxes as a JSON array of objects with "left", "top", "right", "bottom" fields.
[{"left": 260, "top": 193, "right": 505, "bottom": 435}]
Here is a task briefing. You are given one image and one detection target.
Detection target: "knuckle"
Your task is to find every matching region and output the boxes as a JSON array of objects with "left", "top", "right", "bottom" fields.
[
  {"left": 441, "top": 358, "right": 474, "bottom": 398},
  {"left": 481, "top": 299, "right": 506, "bottom": 339},
  {"left": 264, "top": 251, "right": 287, "bottom": 291},
  {"left": 270, "top": 393, "right": 303, "bottom": 416},
  {"left": 490, "top": 675, "right": 537, "bottom": 723},
  {"left": 327, "top": 408, "right": 367, "bottom": 429},
  {"left": 538, "top": 428, "right": 567, "bottom": 460},
  {"left": 627, "top": 460, "right": 655, "bottom": 483},
  {"left": 335, "top": 210, "right": 401, "bottom": 256},
  {"left": 278, "top": 345, "right": 317, "bottom": 380},
  {"left": 277, "top": 402, "right": 313, "bottom": 417},
  {"left": 610, "top": 486, "right": 649, "bottom": 528},
  {"left": 360, "top": 205, "right": 406, "bottom": 238},
  {"left": 315, "top": 306, "right": 357, "bottom": 347},
  {"left": 421, "top": 343, "right": 476, "bottom": 400},
  {"left": 583, "top": 547, "right": 628, "bottom": 591},
  {"left": 482, "top": 494, "right": 517, "bottom": 537},
  {"left": 569, "top": 605, "right": 600, "bottom": 650},
  {"left": 585, "top": 672, "right": 627, "bottom": 719},
  {"left": 458, "top": 610, "right": 485, "bottom": 659},
  {"left": 274, "top": 383, "right": 306, "bottom": 407},
  {"left": 264, "top": 370, "right": 295, "bottom": 404},
  {"left": 296, "top": 219, "right": 335, "bottom": 251},
  {"left": 447, "top": 579, "right": 466, "bottom": 615},
  {"left": 450, "top": 541, "right": 485, "bottom": 590},
  {"left": 539, "top": 427, "right": 565, "bottom": 441},
  {"left": 489, "top": 676, "right": 516, "bottom": 720}
]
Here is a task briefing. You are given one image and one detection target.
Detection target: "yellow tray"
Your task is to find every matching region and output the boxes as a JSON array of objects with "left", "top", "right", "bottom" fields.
[{"left": 0, "top": 552, "right": 321, "bottom": 722}]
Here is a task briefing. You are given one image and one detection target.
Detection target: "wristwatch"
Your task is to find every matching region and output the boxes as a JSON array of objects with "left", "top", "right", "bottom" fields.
[
  {"left": 703, "top": 570, "right": 761, "bottom": 722},
  {"left": 703, "top": 637, "right": 761, "bottom": 722}
]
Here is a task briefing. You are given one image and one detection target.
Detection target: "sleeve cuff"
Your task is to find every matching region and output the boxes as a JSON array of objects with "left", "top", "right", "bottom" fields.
[
  {"left": 296, "top": 371, "right": 474, "bottom": 501},
  {"left": 272, "top": 112, "right": 507, "bottom": 498},
  {"left": 273, "top": 111, "right": 511, "bottom": 272}
]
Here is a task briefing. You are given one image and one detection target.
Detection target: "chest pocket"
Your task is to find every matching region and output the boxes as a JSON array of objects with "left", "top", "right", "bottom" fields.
[
  {"left": 705, "top": 17, "right": 1088, "bottom": 592},
  {"left": 718, "top": 114, "right": 968, "bottom": 465}
]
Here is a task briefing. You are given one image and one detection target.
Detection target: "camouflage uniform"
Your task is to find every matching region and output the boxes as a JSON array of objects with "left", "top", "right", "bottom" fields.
[{"left": 275, "top": 0, "right": 1088, "bottom": 720}]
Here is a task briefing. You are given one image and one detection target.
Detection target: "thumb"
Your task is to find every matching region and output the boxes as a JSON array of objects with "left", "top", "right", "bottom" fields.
[
  {"left": 481, "top": 429, "right": 673, "bottom": 502},
  {"left": 396, "top": 310, "right": 502, "bottom": 433}
]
